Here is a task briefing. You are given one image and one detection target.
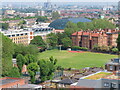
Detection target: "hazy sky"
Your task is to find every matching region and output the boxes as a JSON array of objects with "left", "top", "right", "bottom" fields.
[{"left": 1, "top": 0, "right": 120, "bottom": 2}]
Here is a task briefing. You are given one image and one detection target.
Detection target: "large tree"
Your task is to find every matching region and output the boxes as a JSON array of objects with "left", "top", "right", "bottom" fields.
[
  {"left": 61, "top": 37, "right": 72, "bottom": 48},
  {"left": 36, "top": 16, "right": 48, "bottom": 23},
  {"left": 30, "top": 36, "right": 46, "bottom": 48},
  {"left": 51, "top": 11, "right": 60, "bottom": 20},
  {"left": 25, "top": 54, "right": 37, "bottom": 65},
  {"left": 16, "top": 54, "right": 26, "bottom": 73},
  {"left": 7, "top": 67, "right": 20, "bottom": 78},
  {"left": 1, "top": 23, "right": 9, "bottom": 30},
  {"left": 14, "top": 44, "right": 39, "bottom": 57},
  {"left": 47, "top": 33, "right": 58, "bottom": 48},
  {"left": 38, "top": 56, "right": 57, "bottom": 82},
  {"left": 27, "top": 63, "right": 39, "bottom": 83},
  {"left": 2, "top": 33, "right": 14, "bottom": 76},
  {"left": 117, "top": 34, "right": 120, "bottom": 57}
]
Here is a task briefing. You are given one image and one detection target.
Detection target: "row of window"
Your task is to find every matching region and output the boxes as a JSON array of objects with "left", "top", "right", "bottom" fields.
[
  {"left": 11, "top": 37, "right": 28, "bottom": 40},
  {"left": 13, "top": 40, "right": 28, "bottom": 44},
  {"left": 7, "top": 33, "right": 28, "bottom": 37}
]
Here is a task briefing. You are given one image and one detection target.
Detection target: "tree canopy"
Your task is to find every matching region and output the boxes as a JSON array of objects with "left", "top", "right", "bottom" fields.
[
  {"left": 51, "top": 11, "right": 60, "bottom": 20},
  {"left": 30, "top": 36, "right": 46, "bottom": 48}
]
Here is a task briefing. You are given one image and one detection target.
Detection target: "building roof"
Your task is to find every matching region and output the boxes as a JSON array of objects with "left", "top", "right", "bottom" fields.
[
  {"left": 49, "top": 18, "right": 92, "bottom": 29},
  {"left": 58, "top": 78, "right": 77, "bottom": 85},
  {"left": 0, "top": 77, "right": 23, "bottom": 86},
  {"left": 72, "top": 31, "right": 82, "bottom": 36},
  {"left": 19, "top": 84, "right": 42, "bottom": 88}
]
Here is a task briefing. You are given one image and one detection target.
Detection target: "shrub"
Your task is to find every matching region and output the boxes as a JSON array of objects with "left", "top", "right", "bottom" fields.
[{"left": 111, "top": 48, "right": 118, "bottom": 53}]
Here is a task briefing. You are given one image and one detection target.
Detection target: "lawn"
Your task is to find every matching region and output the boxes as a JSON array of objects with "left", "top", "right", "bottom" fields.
[{"left": 38, "top": 50, "right": 117, "bottom": 69}]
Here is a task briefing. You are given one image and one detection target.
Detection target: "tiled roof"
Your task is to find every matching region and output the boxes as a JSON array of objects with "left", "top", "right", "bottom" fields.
[{"left": 72, "top": 32, "right": 82, "bottom": 36}]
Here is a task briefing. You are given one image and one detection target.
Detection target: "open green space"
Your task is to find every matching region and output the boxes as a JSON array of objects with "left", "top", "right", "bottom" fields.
[{"left": 38, "top": 50, "right": 117, "bottom": 69}]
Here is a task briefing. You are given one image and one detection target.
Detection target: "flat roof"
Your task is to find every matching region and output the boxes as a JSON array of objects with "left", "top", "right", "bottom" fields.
[
  {"left": 19, "top": 84, "right": 42, "bottom": 88},
  {"left": 1, "top": 79, "right": 19, "bottom": 85},
  {"left": 81, "top": 71, "right": 112, "bottom": 80}
]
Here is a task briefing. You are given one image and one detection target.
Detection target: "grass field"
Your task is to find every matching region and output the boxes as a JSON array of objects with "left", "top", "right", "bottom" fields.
[{"left": 38, "top": 50, "right": 117, "bottom": 69}]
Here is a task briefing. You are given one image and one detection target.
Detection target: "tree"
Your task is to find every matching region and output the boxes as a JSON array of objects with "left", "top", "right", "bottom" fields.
[
  {"left": 25, "top": 54, "right": 37, "bottom": 65},
  {"left": 65, "top": 21, "right": 79, "bottom": 37},
  {"left": 8, "top": 67, "right": 20, "bottom": 78},
  {"left": 16, "top": 54, "right": 26, "bottom": 73},
  {"left": 62, "top": 37, "right": 72, "bottom": 48},
  {"left": 14, "top": 44, "right": 39, "bottom": 57},
  {"left": 30, "top": 36, "right": 46, "bottom": 48},
  {"left": 117, "top": 34, "right": 120, "bottom": 55},
  {"left": 27, "top": 63, "right": 39, "bottom": 83},
  {"left": 38, "top": 60, "right": 50, "bottom": 82},
  {"left": 51, "top": 11, "right": 60, "bottom": 20},
  {"left": 1, "top": 23, "right": 9, "bottom": 30},
  {"left": 36, "top": 16, "right": 48, "bottom": 23},
  {"left": 2, "top": 33, "right": 14, "bottom": 76},
  {"left": 47, "top": 33, "right": 58, "bottom": 47},
  {"left": 38, "top": 57, "right": 57, "bottom": 82}
]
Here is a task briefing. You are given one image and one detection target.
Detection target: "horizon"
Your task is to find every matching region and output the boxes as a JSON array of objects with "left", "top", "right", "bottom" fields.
[{"left": 1, "top": 0, "right": 120, "bottom": 2}]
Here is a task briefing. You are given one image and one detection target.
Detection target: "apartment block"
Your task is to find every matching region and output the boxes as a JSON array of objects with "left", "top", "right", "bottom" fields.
[{"left": 71, "top": 29, "right": 119, "bottom": 49}]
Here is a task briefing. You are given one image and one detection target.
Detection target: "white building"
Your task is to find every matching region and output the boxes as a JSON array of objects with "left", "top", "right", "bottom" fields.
[{"left": 1, "top": 29, "right": 34, "bottom": 45}]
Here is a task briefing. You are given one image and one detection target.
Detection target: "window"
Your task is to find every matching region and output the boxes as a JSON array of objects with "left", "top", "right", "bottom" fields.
[
  {"left": 16, "top": 34, "right": 19, "bottom": 36},
  {"left": 104, "top": 82, "right": 109, "bottom": 87},
  {"left": 25, "top": 33, "right": 28, "bottom": 35},
  {"left": 110, "top": 66, "right": 113, "bottom": 70},
  {"left": 12, "top": 35, "right": 15, "bottom": 37},
  {"left": 111, "top": 83, "right": 117, "bottom": 88}
]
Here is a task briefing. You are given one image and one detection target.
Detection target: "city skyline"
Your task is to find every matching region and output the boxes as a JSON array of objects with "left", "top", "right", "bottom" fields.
[{"left": 1, "top": 0, "right": 120, "bottom": 2}]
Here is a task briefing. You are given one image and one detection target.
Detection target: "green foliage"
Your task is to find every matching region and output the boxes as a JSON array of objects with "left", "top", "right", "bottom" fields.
[
  {"left": 30, "top": 36, "right": 46, "bottom": 48},
  {"left": 2, "top": 33, "right": 14, "bottom": 76},
  {"left": 19, "top": 20, "right": 26, "bottom": 25},
  {"left": 14, "top": 44, "right": 39, "bottom": 57},
  {"left": 7, "top": 67, "right": 20, "bottom": 78},
  {"left": 38, "top": 56, "right": 57, "bottom": 82},
  {"left": 25, "top": 54, "right": 37, "bottom": 65},
  {"left": 65, "top": 21, "right": 79, "bottom": 37},
  {"left": 36, "top": 16, "right": 48, "bottom": 23},
  {"left": 117, "top": 34, "right": 120, "bottom": 52},
  {"left": 47, "top": 33, "right": 58, "bottom": 47},
  {"left": 71, "top": 46, "right": 88, "bottom": 51},
  {"left": 16, "top": 54, "right": 26, "bottom": 73},
  {"left": 51, "top": 11, "right": 60, "bottom": 20},
  {"left": 61, "top": 37, "right": 72, "bottom": 48},
  {"left": 27, "top": 63, "right": 39, "bottom": 83},
  {"left": 111, "top": 48, "right": 118, "bottom": 53},
  {"left": 1, "top": 23, "right": 9, "bottom": 30}
]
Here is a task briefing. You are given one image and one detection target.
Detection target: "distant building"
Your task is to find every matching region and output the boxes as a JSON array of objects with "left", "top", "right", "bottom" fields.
[
  {"left": 38, "top": 10, "right": 45, "bottom": 16},
  {"left": 105, "top": 58, "right": 120, "bottom": 71},
  {"left": 25, "top": 13, "right": 36, "bottom": 17},
  {"left": 71, "top": 29, "right": 119, "bottom": 49},
  {"left": 5, "top": 10, "right": 15, "bottom": 15},
  {"left": 32, "top": 27, "right": 54, "bottom": 40},
  {"left": 1, "top": 29, "right": 34, "bottom": 45}
]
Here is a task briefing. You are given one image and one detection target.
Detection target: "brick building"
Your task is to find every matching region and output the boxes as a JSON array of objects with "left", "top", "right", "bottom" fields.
[
  {"left": 0, "top": 77, "right": 42, "bottom": 89},
  {"left": 71, "top": 29, "right": 119, "bottom": 49}
]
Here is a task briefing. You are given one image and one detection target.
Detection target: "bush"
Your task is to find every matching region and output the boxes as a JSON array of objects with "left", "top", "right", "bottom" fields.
[
  {"left": 72, "top": 46, "right": 88, "bottom": 51},
  {"left": 111, "top": 48, "right": 118, "bottom": 53}
]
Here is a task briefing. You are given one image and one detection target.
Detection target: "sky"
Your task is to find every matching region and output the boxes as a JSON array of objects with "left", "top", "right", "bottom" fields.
[{"left": 1, "top": 0, "right": 120, "bottom": 2}]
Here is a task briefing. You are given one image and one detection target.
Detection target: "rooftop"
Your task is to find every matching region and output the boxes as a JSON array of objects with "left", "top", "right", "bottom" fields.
[
  {"left": 82, "top": 71, "right": 112, "bottom": 80},
  {"left": 49, "top": 18, "right": 92, "bottom": 29}
]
